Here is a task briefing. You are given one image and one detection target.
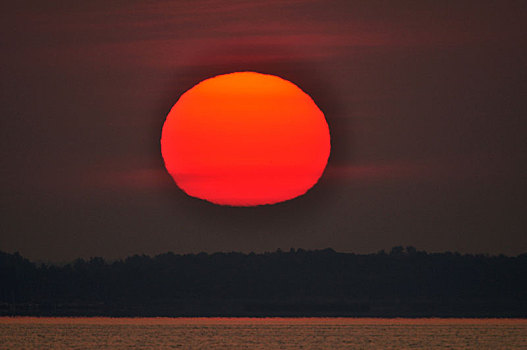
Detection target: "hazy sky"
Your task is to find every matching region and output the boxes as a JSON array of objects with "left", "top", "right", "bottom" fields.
[{"left": 1, "top": 0, "right": 526, "bottom": 260}]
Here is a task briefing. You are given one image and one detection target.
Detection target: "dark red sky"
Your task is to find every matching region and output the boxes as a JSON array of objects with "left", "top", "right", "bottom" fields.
[{"left": 1, "top": 0, "right": 526, "bottom": 260}]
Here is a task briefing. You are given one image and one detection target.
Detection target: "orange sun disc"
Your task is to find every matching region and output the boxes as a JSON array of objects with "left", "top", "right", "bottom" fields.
[{"left": 161, "top": 72, "right": 330, "bottom": 206}]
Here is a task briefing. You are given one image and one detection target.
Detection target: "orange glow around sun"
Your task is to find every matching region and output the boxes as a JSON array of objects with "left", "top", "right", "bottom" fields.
[{"left": 161, "top": 72, "right": 330, "bottom": 206}]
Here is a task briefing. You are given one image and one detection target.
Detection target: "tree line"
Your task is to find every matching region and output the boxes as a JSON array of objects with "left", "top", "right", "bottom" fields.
[{"left": 1, "top": 247, "right": 526, "bottom": 317}]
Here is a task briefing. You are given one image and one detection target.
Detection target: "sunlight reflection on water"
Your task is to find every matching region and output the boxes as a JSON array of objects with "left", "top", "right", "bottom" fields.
[{"left": 1, "top": 317, "right": 526, "bottom": 349}]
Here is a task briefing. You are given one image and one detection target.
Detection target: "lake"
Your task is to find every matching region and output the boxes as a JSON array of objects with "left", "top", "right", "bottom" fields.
[{"left": 1, "top": 317, "right": 526, "bottom": 349}]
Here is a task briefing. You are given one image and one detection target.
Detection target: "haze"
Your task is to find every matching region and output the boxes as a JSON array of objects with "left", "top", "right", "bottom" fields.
[{"left": 1, "top": 0, "right": 526, "bottom": 261}]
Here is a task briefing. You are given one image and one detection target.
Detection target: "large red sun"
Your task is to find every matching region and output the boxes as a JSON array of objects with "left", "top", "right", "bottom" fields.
[{"left": 161, "top": 72, "right": 330, "bottom": 206}]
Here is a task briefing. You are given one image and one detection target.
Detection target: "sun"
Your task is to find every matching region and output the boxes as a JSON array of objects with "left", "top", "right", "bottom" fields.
[{"left": 161, "top": 72, "right": 330, "bottom": 206}]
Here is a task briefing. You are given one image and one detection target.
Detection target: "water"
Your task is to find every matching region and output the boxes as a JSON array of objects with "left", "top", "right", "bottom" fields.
[{"left": 1, "top": 317, "right": 526, "bottom": 349}]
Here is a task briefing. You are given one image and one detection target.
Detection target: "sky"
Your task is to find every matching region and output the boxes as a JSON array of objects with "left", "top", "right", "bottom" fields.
[{"left": 1, "top": 0, "right": 526, "bottom": 261}]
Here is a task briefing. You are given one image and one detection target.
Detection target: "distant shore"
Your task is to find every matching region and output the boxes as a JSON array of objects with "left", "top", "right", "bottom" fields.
[
  {"left": 2, "top": 248, "right": 526, "bottom": 318},
  {"left": 2, "top": 298, "right": 526, "bottom": 318}
]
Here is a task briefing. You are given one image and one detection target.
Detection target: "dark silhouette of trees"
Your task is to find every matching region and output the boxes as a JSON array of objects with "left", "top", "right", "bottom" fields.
[{"left": 1, "top": 247, "right": 526, "bottom": 317}]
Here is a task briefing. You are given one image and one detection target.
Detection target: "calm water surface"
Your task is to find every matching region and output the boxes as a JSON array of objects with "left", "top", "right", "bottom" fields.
[{"left": 1, "top": 317, "right": 526, "bottom": 349}]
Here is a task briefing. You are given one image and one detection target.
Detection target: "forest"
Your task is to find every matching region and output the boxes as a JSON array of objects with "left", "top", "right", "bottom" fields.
[{"left": 1, "top": 247, "right": 526, "bottom": 317}]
